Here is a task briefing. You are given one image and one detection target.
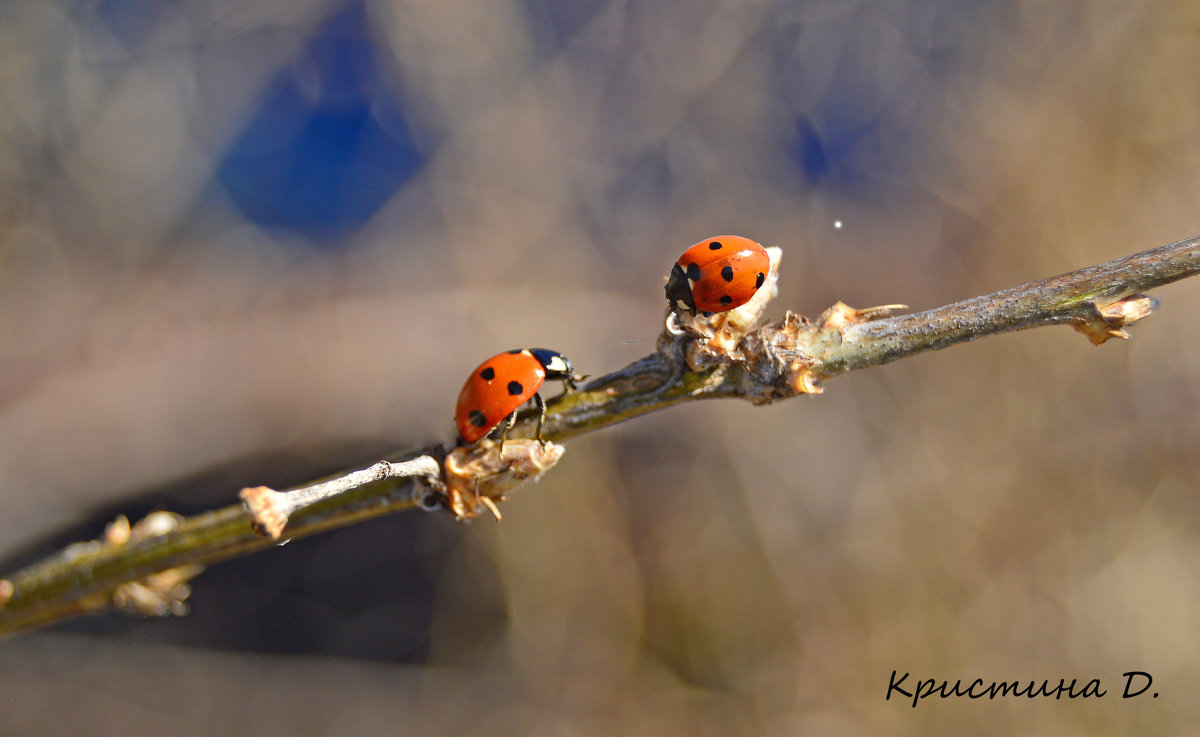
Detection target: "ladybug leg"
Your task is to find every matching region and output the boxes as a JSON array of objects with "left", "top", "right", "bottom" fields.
[
  {"left": 533, "top": 392, "right": 547, "bottom": 446},
  {"left": 497, "top": 410, "right": 518, "bottom": 458}
]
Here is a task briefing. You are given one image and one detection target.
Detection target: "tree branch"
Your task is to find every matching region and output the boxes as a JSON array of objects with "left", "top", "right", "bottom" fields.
[
  {"left": 1, "top": 235, "right": 1197, "bottom": 636},
  {"left": 816, "top": 236, "right": 1198, "bottom": 376}
]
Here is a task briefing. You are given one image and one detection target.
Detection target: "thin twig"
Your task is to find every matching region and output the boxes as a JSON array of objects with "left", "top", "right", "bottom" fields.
[
  {"left": 0, "top": 450, "right": 441, "bottom": 634},
  {"left": 816, "top": 236, "right": 1200, "bottom": 377},
  {"left": 240, "top": 456, "right": 442, "bottom": 538},
  {"left": 0, "top": 235, "right": 1197, "bottom": 636}
]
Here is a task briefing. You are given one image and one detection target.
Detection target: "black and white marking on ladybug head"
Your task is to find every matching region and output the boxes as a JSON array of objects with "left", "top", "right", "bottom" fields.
[
  {"left": 529, "top": 348, "right": 566, "bottom": 374},
  {"left": 528, "top": 348, "right": 585, "bottom": 390},
  {"left": 666, "top": 262, "right": 700, "bottom": 314}
]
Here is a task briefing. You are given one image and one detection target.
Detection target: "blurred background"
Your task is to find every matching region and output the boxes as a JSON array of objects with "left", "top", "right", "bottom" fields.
[{"left": 1, "top": 0, "right": 1199, "bottom": 734}]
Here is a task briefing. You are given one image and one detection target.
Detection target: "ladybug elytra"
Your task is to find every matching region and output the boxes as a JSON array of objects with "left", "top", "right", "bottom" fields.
[
  {"left": 665, "top": 235, "right": 769, "bottom": 315},
  {"left": 455, "top": 348, "right": 585, "bottom": 448}
]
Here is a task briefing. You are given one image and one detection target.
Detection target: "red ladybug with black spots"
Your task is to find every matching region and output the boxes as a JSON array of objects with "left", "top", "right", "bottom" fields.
[
  {"left": 665, "top": 235, "right": 770, "bottom": 315},
  {"left": 455, "top": 348, "right": 585, "bottom": 448}
]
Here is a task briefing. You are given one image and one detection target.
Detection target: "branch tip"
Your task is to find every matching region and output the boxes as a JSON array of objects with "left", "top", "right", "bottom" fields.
[{"left": 240, "top": 485, "right": 289, "bottom": 539}]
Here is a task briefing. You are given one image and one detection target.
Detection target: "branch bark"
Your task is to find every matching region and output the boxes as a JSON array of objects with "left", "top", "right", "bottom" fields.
[{"left": 1, "top": 235, "right": 1197, "bottom": 636}]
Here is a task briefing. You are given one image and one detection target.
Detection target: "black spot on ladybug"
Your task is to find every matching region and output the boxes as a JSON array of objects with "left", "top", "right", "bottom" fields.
[
  {"left": 686, "top": 262, "right": 701, "bottom": 281},
  {"left": 507, "top": 380, "right": 524, "bottom": 396},
  {"left": 480, "top": 366, "right": 495, "bottom": 381},
  {"left": 721, "top": 265, "right": 734, "bottom": 282},
  {"left": 469, "top": 410, "right": 488, "bottom": 428},
  {"left": 720, "top": 295, "right": 733, "bottom": 306},
  {"left": 755, "top": 272, "right": 765, "bottom": 288},
  {"left": 708, "top": 241, "right": 723, "bottom": 250}
]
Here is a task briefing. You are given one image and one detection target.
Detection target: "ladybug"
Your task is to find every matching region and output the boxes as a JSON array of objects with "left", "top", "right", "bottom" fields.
[
  {"left": 665, "top": 235, "right": 769, "bottom": 315},
  {"left": 455, "top": 348, "right": 585, "bottom": 448}
]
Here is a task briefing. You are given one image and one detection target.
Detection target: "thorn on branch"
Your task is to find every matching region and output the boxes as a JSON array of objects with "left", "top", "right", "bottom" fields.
[
  {"left": 1072, "top": 293, "right": 1159, "bottom": 345},
  {"left": 815, "top": 301, "right": 910, "bottom": 332}
]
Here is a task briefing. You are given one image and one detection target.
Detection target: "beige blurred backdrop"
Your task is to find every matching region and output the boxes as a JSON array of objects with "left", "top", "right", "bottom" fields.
[{"left": 1, "top": 0, "right": 1199, "bottom": 734}]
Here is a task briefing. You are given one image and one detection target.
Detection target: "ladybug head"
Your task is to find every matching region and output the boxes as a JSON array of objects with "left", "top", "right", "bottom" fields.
[
  {"left": 664, "top": 262, "right": 699, "bottom": 315},
  {"left": 529, "top": 348, "right": 586, "bottom": 390}
]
